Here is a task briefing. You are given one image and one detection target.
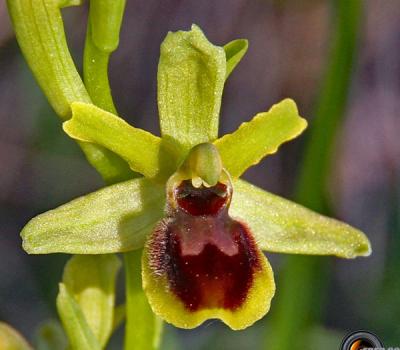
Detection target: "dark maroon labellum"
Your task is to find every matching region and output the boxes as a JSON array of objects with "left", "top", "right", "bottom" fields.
[
  {"left": 149, "top": 180, "right": 261, "bottom": 312},
  {"left": 175, "top": 180, "right": 228, "bottom": 216}
]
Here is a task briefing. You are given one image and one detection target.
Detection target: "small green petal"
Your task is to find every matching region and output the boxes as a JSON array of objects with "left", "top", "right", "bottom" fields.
[
  {"left": 64, "top": 102, "right": 174, "bottom": 179},
  {"left": 21, "top": 178, "right": 165, "bottom": 254},
  {"left": 63, "top": 255, "right": 121, "bottom": 347},
  {"left": 0, "top": 322, "right": 32, "bottom": 350},
  {"left": 214, "top": 99, "right": 307, "bottom": 178},
  {"left": 224, "top": 39, "right": 248, "bottom": 79},
  {"left": 158, "top": 24, "right": 226, "bottom": 153},
  {"left": 230, "top": 180, "right": 371, "bottom": 259},
  {"left": 56, "top": 284, "right": 101, "bottom": 350}
]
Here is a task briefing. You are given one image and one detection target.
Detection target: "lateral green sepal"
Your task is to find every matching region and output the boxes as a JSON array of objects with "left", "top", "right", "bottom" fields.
[
  {"left": 230, "top": 180, "right": 371, "bottom": 259},
  {"left": 21, "top": 178, "right": 165, "bottom": 254}
]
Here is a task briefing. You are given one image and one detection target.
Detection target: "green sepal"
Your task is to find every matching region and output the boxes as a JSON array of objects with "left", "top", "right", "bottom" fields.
[
  {"left": 214, "top": 99, "right": 307, "bottom": 178},
  {"left": 0, "top": 322, "right": 32, "bottom": 350},
  {"left": 64, "top": 103, "right": 177, "bottom": 179},
  {"left": 21, "top": 178, "right": 165, "bottom": 254},
  {"left": 230, "top": 180, "right": 371, "bottom": 258},
  {"left": 157, "top": 24, "right": 226, "bottom": 153},
  {"left": 56, "top": 284, "right": 101, "bottom": 350},
  {"left": 62, "top": 255, "right": 121, "bottom": 347},
  {"left": 224, "top": 39, "right": 248, "bottom": 79}
]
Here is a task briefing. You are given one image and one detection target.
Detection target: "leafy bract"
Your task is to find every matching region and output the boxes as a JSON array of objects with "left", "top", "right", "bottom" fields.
[
  {"left": 214, "top": 99, "right": 307, "bottom": 178},
  {"left": 224, "top": 39, "right": 248, "bottom": 79},
  {"left": 63, "top": 255, "right": 121, "bottom": 348},
  {"left": 57, "top": 284, "right": 101, "bottom": 350},
  {"left": 21, "top": 178, "right": 165, "bottom": 254},
  {"left": 230, "top": 180, "right": 371, "bottom": 258},
  {"left": 64, "top": 103, "right": 169, "bottom": 179},
  {"left": 157, "top": 25, "right": 226, "bottom": 153}
]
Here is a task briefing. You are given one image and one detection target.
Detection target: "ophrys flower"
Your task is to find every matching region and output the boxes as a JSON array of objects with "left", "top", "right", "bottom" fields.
[{"left": 21, "top": 25, "right": 371, "bottom": 330}]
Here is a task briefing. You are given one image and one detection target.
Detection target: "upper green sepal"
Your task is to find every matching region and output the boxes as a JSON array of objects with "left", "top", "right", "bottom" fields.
[
  {"left": 21, "top": 178, "right": 165, "bottom": 254},
  {"left": 230, "top": 180, "right": 371, "bottom": 259},
  {"left": 214, "top": 99, "right": 307, "bottom": 178},
  {"left": 157, "top": 24, "right": 226, "bottom": 153}
]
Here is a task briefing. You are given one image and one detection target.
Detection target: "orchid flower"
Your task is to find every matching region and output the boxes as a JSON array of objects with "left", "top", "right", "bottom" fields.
[{"left": 21, "top": 25, "right": 371, "bottom": 330}]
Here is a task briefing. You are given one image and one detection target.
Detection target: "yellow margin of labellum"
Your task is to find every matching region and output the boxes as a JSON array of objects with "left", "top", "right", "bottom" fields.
[{"left": 142, "top": 240, "right": 275, "bottom": 330}]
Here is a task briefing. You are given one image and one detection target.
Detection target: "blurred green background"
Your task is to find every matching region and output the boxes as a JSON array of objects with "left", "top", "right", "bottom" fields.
[{"left": 0, "top": 1, "right": 399, "bottom": 349}]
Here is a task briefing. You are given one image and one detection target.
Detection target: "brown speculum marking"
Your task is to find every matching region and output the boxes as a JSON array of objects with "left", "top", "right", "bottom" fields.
[{"left": 148, "top": 180, "right": 261, "bottom": 312}]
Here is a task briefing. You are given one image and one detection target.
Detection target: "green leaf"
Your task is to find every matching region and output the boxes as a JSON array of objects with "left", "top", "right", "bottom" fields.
[
  {"left": 63, "top": 255, "right": 121, "bottom": 348},
  {"left": 56, "top": 283, "right": 101, "bottom": 350},
  {"left": 224, "top": 39, "right": 248, "bottom": 79},
  {"left": 124, "top": 250, "right": 163, "bottom": 350},
  {"left": 35, "top": 320, "right": 67, "bottom": 350},
  {"left": 157, "top": 24, "right": 226, "bottom": 153},
  {"left": 0, "top": 322, "right": 32, "bottom": 350},
  {"left": 64, "top": 103, "right": 176, "bottom": 179},
  {"left": 214, "top": 99, "right": 307, "bottom": 178},
  {"left": 21, "top": 177, "right": 165, "bottom": 254},
  {"left": 230, "top": 180, "right": 371, "bottom": 259}
]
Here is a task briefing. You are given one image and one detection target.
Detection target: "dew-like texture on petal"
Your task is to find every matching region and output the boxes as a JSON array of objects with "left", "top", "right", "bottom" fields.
[
  {"left": 157, "top": 25, "right": 226, "bottom": 154},
  {"left": 64, "top": 103, "right": 175, "bottom": 179},
  {"left": 214, "top": 99, "right": 307, "bottom": 178},
  {"left": 21, "top": 178, "right": 165, "bottom": 254},
  {"left": 143, "top": 181, "right": 275, "bottom": 330},
  {"left": 230, "top": 180, "right": 371, "bottom": 258}
]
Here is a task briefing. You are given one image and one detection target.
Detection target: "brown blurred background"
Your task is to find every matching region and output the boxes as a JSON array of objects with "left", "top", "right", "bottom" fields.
[{"left": 0, "top": 1, "right": 399, "bottom": 349}]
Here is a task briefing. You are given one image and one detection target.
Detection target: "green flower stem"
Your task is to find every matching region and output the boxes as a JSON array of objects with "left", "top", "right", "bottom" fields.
[
  {"left": 266, "top": 1, "right": 363, "bottom": 349},
  {"left": 6, "top": 0, "right": 133, "bottom": 184},
  {"left": 124, "top": 251, "right": 162, "bottom": 350},
  {"left": 83, "top": 2, "right": 162, "bottom": 349},
  {"left": 84, "top": 0, "right": 126, "bottom": 114}
]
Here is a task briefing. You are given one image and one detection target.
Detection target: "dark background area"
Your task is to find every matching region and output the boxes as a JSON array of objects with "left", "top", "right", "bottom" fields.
[{"left": 0, "top": 1, "right": 399, "bottom": 349}]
